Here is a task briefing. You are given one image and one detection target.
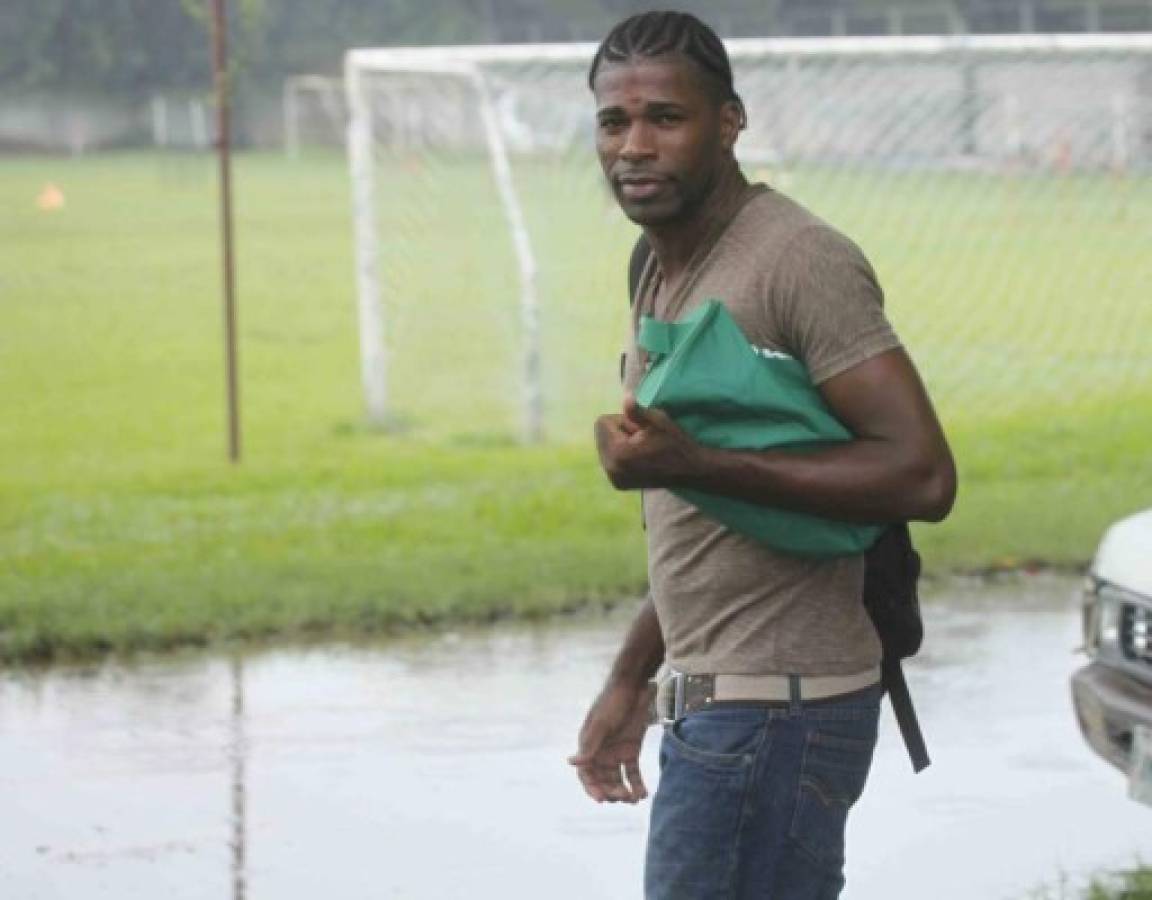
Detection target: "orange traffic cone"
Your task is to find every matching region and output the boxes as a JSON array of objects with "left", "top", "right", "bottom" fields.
[{"left": 37, "top": 183, "right": 65, "bottom": 211}]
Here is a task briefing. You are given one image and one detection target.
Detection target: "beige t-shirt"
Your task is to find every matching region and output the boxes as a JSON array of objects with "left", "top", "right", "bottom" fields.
[{"left": 623, "top": 184, "right": 901, "bottom": 677}]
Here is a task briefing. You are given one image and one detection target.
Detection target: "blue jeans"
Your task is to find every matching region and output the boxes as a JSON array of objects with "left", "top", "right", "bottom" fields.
[{"left": 645, "top": 684, "right": 882, "bottom": 900}]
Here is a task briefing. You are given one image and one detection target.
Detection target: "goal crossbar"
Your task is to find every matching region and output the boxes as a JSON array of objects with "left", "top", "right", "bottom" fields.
[{"left": 348, "top": 32, "right": 1152, "bottom": 71}]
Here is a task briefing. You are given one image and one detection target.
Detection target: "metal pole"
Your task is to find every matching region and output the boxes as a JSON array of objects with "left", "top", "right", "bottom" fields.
[
  {"left": 283, "top": 78, "right": 298, "bottom": 159},
  {"left": 344, "top": 62, "right": 389, "bottom": 425},
  {"left": 151, "top": 94, "right": 168, "bottom": 148},
  {"left": 472, "top": 69, "right": 544, "bottom": 443},
  {"left": 212, "top": 0, "right": 242, "bottom": 463},
  {"left": 959, "top": 57, "right": 979, "bottom": 157}
]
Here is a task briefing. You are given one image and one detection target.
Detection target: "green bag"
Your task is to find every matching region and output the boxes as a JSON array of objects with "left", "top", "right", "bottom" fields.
[{"left": 635, "top": 300, "right": 883, "bottom": 558}]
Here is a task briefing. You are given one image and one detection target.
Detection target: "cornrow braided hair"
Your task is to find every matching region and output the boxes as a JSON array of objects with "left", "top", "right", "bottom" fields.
[{"left": 588, "top": 10, "right": 747, "bottom": 128}]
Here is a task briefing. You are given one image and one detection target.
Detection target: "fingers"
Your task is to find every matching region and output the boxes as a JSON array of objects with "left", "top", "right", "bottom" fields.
[
  {"left": 595, "top": 414, "right": 637, "bottom": 449},
  {"left": 574, "top": 763, "right": 608, "bottom": 803},
  {"left": 569, "top": 738, "right": 646, "bottom": 804},
  {"left": 568, "top": 725, "right": 615, "bottom": 804},
  {"left": 569, "top": 735, "right": 647, "bottom": 804},
  {"left": 571, "top": 760, "right": 644, "bottom": 804},
  {"left": 643, "top": 406, "right": 676, "bottom": 430},
  {"left": 623, "top": 393, "right": 676, "bottom": 434},
  {"left": 570, "top": 684, "right": 651, "bottom": 804},
  {"left": 595, "top": 763, "right": 634, "bottom": 803},
  {"left": 603, "top": 765, "right": 639, "bottom": 803},
  {"left": 622, "top": 393, "right": 651, "bottom": 428},
  {"left": 594, "top": 414, "right": 619, "bottom": 444},
  {"left": 594, "top": 416, "right": 624, "bottom": 474},
  {"left": 569, "top": 717, "right": 606, "bottom": 769},
  {"left": 623, "top": 761, "right": 648, "bottom": 801},
  {"left": 569, "top": 757, "right": 614, "bottom": 803},
  {"left": 618, "top": 415, "right": 641, "bottom": 436}
]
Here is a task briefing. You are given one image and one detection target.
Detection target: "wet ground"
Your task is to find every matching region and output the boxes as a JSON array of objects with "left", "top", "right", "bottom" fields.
[{"left": 2, "top": 573, "right": 1149, "bottom": 900}]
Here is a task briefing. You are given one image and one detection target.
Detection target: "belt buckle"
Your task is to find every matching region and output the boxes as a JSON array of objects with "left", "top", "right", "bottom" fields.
[{"left": 659, "top": 669, "right": 688, "bottom": 725}]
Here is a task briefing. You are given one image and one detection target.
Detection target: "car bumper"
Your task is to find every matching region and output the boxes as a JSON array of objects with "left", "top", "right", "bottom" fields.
[{"left": 1071, "top": 662, "right": 1152, "bottom": 774}]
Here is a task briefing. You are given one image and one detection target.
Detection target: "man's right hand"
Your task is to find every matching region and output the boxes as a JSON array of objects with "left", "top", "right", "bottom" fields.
[
  {"left": 568, "top": 679, "right": 655, "bottom": 804},
  {"left": 594, "top": 394, "right": 703, "bottom": 492}
]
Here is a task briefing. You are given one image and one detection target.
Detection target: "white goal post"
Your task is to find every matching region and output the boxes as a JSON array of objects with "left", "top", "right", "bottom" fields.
[
  {"left": 345, "top": 53, "right": 544, "bottom": 439},
  {"left": 344, "top": 33, "right": 1152, "bottom": 441},
  {"left": 283, "top": 74, "right": 347, "bottom": 158}
]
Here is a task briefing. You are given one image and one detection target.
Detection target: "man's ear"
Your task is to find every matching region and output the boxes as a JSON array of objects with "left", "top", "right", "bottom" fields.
[{"left": 719, "top": 98, "right": 745, "bottom": 151}]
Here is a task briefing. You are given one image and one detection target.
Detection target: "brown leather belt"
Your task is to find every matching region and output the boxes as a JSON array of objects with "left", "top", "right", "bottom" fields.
[{"left": 651, "top": 667, "right": 882, "bottom": 725}]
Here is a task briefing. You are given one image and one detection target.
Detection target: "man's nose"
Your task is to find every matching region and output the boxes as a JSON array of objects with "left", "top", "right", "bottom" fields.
[{"left": 620, "top": 121, "right": 656, "bottom": 161}]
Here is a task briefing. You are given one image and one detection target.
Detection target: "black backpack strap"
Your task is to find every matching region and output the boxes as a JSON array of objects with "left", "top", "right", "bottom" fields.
[
  {"left": 883, "top": 656, "right": 931, "bottom": 772},
  {"left": 864, "top": 523, "right": 930, "bottom": 772},
  {"left": 625, "top": 234, "right": 653, "bottom": 533},
  {"left": 628, "top": 233, "right": 652, "bottom": 306}
]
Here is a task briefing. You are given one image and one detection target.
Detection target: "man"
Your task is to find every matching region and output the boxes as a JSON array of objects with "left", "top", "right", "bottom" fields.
[{"left": 568, "top": 11, "right": 957, "bottom": 900}]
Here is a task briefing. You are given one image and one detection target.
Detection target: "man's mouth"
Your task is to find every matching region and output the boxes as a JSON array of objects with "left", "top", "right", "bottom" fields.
[{"left": 616, "top": 175, "right": 668, "bottom": 201}]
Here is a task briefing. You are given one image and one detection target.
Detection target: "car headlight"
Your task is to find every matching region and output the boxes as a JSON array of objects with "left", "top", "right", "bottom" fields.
[
  {"left": 1083, "top": 577, "right": 1100, "bottom": 655},
  {"left": 1097, "top": 587, "right": 1123, "bottom": 655},
  {"left": 1086, "top": 578, "right": 1151, "bottom": 664}
]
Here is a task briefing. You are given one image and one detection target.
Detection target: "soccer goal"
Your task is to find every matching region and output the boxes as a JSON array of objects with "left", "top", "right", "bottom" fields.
[
  {"left": 283, "top": 75, "right": 347, "bottom": 158},
  {"left": 344, "top": 34, "right": 1152, "bottom": 444}
]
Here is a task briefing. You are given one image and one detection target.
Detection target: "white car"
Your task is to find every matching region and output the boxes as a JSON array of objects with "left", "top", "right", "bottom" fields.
[{"left": 1071, "top": 508, "right": 1152, "bottom": 805}]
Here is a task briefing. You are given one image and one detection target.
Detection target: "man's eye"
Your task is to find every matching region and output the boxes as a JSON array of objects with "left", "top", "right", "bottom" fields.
[
  {"left": 653, "top": 113, "right": 683, "bottom": 125},
  {"left": 599, "top": 118, "right": 626, "bottom": 132}
]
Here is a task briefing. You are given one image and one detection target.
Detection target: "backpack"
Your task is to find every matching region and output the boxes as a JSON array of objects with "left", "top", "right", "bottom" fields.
[{"left": 627, "top": 235, "right": 930, "bottom": 772}]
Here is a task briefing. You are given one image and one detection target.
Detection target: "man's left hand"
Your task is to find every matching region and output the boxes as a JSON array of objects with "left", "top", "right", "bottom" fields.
[{"left": 594, "top": 394, "right": 702, "bottom": 490}]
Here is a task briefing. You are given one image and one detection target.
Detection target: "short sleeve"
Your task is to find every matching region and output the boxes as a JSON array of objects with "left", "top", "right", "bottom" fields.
[{"left": 773, "top": 225, "right": 901, "bottom": 385}]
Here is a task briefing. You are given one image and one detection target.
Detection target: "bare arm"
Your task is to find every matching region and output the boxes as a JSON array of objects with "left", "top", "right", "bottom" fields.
[
  {"left": 595, "top": 347, "right": 957, "bottom": 524},
  {"left": 569, "top": 596, "right": 664, "bottom": 804},
  {"left": 604, "top": 594, "right": 665, "bottom": 687}
]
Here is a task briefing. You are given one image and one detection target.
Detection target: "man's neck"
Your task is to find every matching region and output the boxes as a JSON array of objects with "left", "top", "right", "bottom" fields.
[{"left": 643, "top": 165, "right": 749, "bottom": 284}]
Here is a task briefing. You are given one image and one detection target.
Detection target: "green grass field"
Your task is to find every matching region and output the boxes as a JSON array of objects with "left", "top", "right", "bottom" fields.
[
  {"left": 1, "top": 151, "right": 1149, "bottom": 662},
  {"left": 1032, "top": 863, "right": 1152, "bottom": 899},
  {"left": 1088, "top": 865, "right": 1152, "bottom": 899}
]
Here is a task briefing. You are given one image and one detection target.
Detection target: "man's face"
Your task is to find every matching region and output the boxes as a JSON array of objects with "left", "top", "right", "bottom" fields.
[{"left": 592, "top": 55, "right": 738, "bottom": 227}]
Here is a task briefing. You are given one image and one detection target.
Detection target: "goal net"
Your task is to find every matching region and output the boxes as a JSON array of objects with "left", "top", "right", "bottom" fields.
[
  {"left": 283, "top": 75, "right": 347, "bottom": 157},
  {"left": 344, "top": 35, "right": 1152, "bottom": 457}
]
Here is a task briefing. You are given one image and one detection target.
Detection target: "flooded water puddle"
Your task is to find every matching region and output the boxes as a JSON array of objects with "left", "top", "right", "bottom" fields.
[{"left": 2, "top": 573, "right": 1149, "bottom": 899}]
